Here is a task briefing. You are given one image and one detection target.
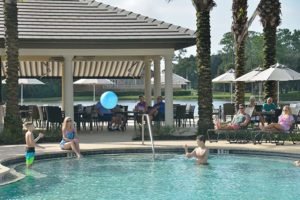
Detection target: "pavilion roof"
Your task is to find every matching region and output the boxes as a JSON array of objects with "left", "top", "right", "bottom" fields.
[{"left": 0, "top": 0, "right": 196, "bottom": 50}]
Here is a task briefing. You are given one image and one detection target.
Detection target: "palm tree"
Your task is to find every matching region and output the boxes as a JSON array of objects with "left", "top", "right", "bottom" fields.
[
  {"left": 232, "top": 0, "right": 248, "bottom": 110},
  {"left": 3, "top": 0, "right": 22, "bottom": 143},
  {"left": 192, "top": 0, "right": 216, "bottom": 134},
  {"left": 258, "top": 0, "right": 281, "bottom": 102},
  {"left": 167, "top": 0, "right": 216, "bottom": 134}
]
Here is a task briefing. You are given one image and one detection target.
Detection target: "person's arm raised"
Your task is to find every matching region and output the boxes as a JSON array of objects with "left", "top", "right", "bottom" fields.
[{"left": 184, "top": 144, "right": 196, "bottom": 158}]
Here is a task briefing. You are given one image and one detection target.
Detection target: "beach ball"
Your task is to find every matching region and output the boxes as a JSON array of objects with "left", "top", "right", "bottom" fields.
[{"left": 100, "top": 91, "right": 118, "bottom": 109}]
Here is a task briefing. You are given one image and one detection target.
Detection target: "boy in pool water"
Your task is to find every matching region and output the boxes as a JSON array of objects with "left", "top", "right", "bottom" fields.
[
  {"left": 184, "top": 135, "right": 208, "bottom": 165},
  {"left": 295, "top": 160, "right": 300, "bottom": 167},
  {"left": 24, "top": 122, "right": 45, "bottom": 168}
]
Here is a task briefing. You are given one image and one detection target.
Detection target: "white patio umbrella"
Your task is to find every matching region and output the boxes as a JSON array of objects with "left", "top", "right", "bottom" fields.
[
  {"left": 2, "top": 78, "right": 45, "bottom": 105},
  {"left": 73, "top": 79, "right": 114, "bottom": 102},
  {"left": 212, "top": 68, "right": 235, "bottom": 103},
  {"left": 251, "top": 63, "right": 300, "bottom": 103},
  {"left": 235, "top": 67, "right": 264, "bottom": 102}
]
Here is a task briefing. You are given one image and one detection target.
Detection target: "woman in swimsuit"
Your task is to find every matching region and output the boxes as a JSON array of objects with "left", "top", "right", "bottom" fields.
[
  {"left": 259, "top": 105, "right": 294, "bottom": 132},
  {"left": 60, "top": 117, "right": 82, "bottom": 158}
]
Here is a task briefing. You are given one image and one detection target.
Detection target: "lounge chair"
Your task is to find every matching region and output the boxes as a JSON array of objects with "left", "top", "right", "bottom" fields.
[
  {"left": 207, "top": 119, "right": 251, "bottom": 144},
  {"left": 252, "top": 115, "right": 298, "bottom": 145}
]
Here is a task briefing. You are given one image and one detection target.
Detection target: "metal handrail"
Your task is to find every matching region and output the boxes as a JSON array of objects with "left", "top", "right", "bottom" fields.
[{"left": 141, "top": 114, "right": 155, "bottom": 157}]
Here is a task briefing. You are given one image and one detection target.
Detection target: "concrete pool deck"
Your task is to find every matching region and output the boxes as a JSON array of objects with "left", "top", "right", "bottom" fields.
[{"left": 1, "top": 126, "right": 300, "bottom": 164}]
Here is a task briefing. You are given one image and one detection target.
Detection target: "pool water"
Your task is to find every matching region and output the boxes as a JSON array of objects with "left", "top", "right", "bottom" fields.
[{"left": 1, "top": 154, "right": 300, "bottom": 200}]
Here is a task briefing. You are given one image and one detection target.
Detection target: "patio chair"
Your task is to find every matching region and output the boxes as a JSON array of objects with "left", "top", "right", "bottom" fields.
[
  {"left": 185, "top": 105, "right": 195, "bottom": 127},
  {"left": 74, "top": 104, "right": 84, "bottom": 131},
  {"left": 174, "top": 105, "right": 186, "bottom": 127},
  {"left": 45, "top": 106, "right": 63, "bottom": 130},
  {"left": 81, "top": 105, "right": 99, "bottom": 131},
  {"left": 152, "top": 112, "right": 165, "bottom": 128},
  {"left": 30, "top": 105, "right": 40, "bottom": 127},
  {"left": 222, "top": 103, "right": 235, "bottom": 122},
  {"left": 37, "top": 106, "right": 47, "bottom": 128},
  {"left": 19, "top": 105, "right": 30, "bottom": 122}
]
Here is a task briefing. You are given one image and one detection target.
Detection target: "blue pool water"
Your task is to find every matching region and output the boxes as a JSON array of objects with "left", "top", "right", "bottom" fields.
[{"left": 1, "top": 154, "right": 300, "bottom": 200}]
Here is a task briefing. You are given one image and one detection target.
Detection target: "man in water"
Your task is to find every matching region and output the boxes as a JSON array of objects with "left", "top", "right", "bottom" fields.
[{"left": 184, "top": 135, "right": 208, "bottom": 165}]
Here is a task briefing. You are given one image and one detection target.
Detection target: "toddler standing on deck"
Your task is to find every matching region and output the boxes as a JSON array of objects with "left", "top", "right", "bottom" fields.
[{"left": 24, "top": 122, "right": 45, "bottom": 168}]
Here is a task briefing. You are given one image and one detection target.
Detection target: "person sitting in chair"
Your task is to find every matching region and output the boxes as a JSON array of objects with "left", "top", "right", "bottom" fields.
[
  {"left": 259, "top": 105, "right": 294, "bottom": 132},
  {"left": 134, "top": 95, "right": 148, "bottom": 124},
  {"left": 215, "top": 104, "right": 250, "bottom": 130},
  {"left": 262, "top": 97, "right": 277, "bottom": 124},
  {"left": 245, "top": 96, "right": 265, "bottom": 126},
  {"left": 134, "top": 95, "right": 147, "bottom": 113},
  {"left": 148, "top": 96, "right": 165, "bottom": 121}
]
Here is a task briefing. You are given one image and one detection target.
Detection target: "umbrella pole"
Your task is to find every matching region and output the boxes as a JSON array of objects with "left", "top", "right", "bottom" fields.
[
  {"left": 93, "top": 84, "right": 95, "bottom": 102},
  {"left": 277, "top": 81, "right": 280, "bottom": 104},
  {"left": 230, "top": 82, "right": 233, "bottom": 103},
  {"left": 259, "top": 82, "right": 262, "bottom": 103},
  {"left": 21, "top": 84, "right": 23, "bottom": 105}
]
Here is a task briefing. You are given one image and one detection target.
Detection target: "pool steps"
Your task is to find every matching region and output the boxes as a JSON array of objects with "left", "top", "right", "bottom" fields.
[{"left": 0, "top": 166, "right": 25, "bottom": 186}]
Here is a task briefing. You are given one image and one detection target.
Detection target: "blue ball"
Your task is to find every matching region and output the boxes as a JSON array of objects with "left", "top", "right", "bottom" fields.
[{"left": 100, "top": 91, "right": 118, "bottom": 109}]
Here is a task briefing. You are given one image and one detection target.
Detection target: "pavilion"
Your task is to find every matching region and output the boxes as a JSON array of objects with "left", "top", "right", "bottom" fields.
[{"left": 0, "top": 0, "right": 196, "bottom": 126}]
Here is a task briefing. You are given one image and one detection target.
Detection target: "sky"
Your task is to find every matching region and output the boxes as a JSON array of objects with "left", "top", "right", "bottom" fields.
[{"left": 99, "top": 0, "right": 300, "bottom": 56}]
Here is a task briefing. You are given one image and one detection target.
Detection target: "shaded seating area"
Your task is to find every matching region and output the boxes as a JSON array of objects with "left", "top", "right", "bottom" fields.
[
  {"left": 19, "top": 105, "right": 31, "bottom": 122},
  {"left": 81, "top": 105, "right": 99, "bottom": 131},
  {"left": 185, "top": 105, "right": 196, "bottom": 127},
  {"left": 174, "top": 104, "right": 186, "bottom": 127},
  {"left": 45, "top": 106, "right": 64, "bottom": 130}
]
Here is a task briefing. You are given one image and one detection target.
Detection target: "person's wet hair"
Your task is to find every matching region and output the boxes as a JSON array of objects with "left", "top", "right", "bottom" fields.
[
  {"left": 23, "top": 122, "right": 33, "bottom": 130},
  {"left": 197, "top": 135, "right": 206, "bottom": 143}
]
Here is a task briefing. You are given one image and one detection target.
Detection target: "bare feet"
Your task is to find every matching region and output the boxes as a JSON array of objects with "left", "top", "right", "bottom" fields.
[
  {"left": 76, "top": 154, "right": 82, "bottom": 159},
  {"left": 259, "top": 124, "right": 264, "bottom": 131},
  {"left": 214, "top": 121, "right": 221, "bottom": 130}
]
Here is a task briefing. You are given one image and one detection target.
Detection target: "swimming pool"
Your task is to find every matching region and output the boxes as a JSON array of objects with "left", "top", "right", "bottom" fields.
[{"left": 1, "top": 153, "right": 299, "bottom": 200}]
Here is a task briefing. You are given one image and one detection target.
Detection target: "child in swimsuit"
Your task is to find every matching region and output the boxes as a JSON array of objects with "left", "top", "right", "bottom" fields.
[
  {"left": 184, "top": 135, "right": 209, "bottom": 165},
  {"left": 24, "top": 122, "right": 45, "bottom": 168}
]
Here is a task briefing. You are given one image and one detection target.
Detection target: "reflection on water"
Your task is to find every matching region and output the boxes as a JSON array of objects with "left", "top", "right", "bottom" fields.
[{"left": 23, "top": 99, "right": 230, "bottom": 116}]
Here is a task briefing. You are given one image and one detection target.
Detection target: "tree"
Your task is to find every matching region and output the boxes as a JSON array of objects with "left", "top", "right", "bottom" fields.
[
  {"left": 3, "top": 0, "right": 22, "bottom": 143},
  {"left": 192, "top": 0, "right": 216, "bottom": 134},
  {"left": 173, "top": 55, "right": 198, "bottom": 89},
  {"left": 219, "top": 32, "right": 235, "bottom": 65},
  {"left": 232, "top": 0, "right": 248, "bottom": 110},
  {"left": 245, "top": 31, "right": 264, "bottom": 70},
  {"left": 258, "top": 0, "right": 281, "bottom": 102}
]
